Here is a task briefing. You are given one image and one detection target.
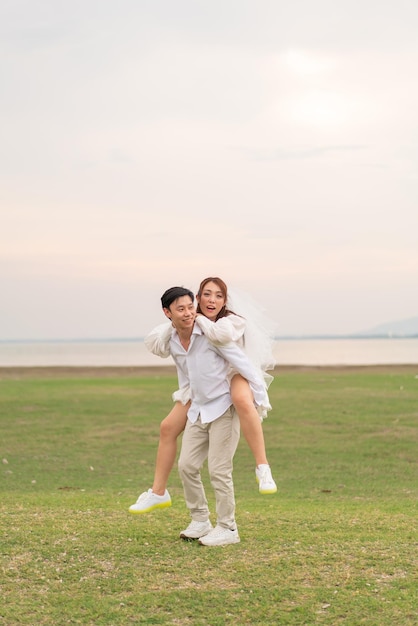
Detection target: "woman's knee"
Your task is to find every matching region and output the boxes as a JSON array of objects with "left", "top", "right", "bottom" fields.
[
  {"left": 159, "top": 415, "right": 179, "bottom": 440},
  {"left": 231, "top": 393, "right": 254, "bottom": 413},
  {"left": 159, "top": 407, "right": 187, "bottom": 439},
  {"left": 231, "top": 377, "right": 254, "bottom": 409}
]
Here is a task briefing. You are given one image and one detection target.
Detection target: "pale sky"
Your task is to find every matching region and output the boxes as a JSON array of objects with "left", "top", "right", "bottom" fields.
[{"left": 1, "top": 0, "right": 418, "bottom": 339}]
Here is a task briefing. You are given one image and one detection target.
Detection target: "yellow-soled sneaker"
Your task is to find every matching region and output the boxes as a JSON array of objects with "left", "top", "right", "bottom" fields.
[
  {"left": 256, "top": 465, "right": 277, "bottom": 494},
  {"left": 129, "top": 489, "right": 171, "bottom": 514}
]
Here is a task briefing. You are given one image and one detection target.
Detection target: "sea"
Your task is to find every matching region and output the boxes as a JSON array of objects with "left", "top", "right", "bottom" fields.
[{"left": 0, "top": 337, "right": 417, "bottom": 367}]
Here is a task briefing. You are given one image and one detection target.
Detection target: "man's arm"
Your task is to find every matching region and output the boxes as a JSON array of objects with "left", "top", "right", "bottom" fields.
[{"left": 144, "top": 322, "right": 173, "bottom": 358}]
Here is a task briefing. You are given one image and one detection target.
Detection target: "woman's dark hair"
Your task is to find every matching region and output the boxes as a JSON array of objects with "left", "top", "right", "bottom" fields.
[{"left": 196, "top": 276, "right": 237, "bottom": 321}]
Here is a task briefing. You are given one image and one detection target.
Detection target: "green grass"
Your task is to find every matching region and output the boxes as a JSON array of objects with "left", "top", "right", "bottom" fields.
[{"left": 1, "top": 366, "right": 417, "bottom": 625}]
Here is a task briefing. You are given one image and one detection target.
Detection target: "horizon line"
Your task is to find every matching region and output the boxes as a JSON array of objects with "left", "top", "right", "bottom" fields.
[{"left": 1, "top": 333, "right": 418, "bottom": 344}]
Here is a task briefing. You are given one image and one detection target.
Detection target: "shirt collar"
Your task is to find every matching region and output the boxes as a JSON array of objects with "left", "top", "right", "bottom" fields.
[{"left": 172, "top": 322, "right": 202, "bottom": 342}]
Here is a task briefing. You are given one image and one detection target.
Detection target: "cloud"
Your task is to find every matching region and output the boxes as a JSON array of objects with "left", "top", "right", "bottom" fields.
[{"left": 1, "top": 0, "right": 418, "bottom": 340}]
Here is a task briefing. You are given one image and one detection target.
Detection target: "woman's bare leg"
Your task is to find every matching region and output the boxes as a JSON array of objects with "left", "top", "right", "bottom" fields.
[
  {"left": 230, "top": 374, "right": 268, "bottom": 466},
  {"left": 231, "top": 375, "right": 277, "bottom": 494},
  {"left": 151, "top": 401, "right": 189, "bottom": 495},
  {"left": 129, "top": 401, "right": 190, "bottom": 513}
]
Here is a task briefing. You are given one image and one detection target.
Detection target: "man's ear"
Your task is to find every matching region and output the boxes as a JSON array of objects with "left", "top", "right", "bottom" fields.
[{"left": 163, "top": 307, "right": 171, "bottom": 321}]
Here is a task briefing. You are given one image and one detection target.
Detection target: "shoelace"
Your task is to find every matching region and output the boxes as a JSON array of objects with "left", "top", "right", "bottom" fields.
[
  {"left": 137, "top": 490, "right": 151, "bottom": 503},
  {"left": 260, "top": 468, "right": 273, "bottom": 481}
]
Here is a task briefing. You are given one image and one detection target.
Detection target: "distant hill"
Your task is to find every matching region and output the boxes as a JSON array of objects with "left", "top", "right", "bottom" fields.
[{"left": 360, "top": 315, "right": 418, "bottom": 338}]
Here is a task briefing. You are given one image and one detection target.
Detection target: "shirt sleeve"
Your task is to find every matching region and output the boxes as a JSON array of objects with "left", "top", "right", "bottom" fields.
[
  {"left": 144, "top": 322, "right": 173, "bottom": 358},
  {"left": 194, "top": 314, "right": 246, "bottom": 345}
]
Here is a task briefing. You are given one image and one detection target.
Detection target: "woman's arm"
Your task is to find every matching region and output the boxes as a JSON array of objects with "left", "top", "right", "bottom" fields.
[{"left": 194, "top": 314, "right": 245, "bottom": 345}]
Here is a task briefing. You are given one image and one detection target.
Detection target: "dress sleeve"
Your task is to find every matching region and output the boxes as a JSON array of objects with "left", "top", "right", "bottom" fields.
[
  {"left": 143, "top": 322, "right": 173, "bottom": 358},
  {"left": 194, "top": 314, "right": 245, "bottom": 345}
]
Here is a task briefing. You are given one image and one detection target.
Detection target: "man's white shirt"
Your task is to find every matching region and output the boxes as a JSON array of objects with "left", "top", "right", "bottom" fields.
[{"left": 168, "top": 324, "right": 267, "bottom": 424}]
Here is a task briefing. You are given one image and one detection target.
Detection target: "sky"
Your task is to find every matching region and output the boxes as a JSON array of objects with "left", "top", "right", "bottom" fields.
[{"left": 1, "top": 0, "right": 418, "bottom": 340}]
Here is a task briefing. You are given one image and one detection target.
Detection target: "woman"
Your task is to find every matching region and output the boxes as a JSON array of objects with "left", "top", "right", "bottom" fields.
[{"left": 129, "top": 277, "right": 277, "bottom": 514}]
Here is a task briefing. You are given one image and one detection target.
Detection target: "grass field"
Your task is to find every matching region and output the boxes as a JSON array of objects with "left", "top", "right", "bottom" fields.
[{"left": 1, "top": 365, "right": 417, "bottom": 625}]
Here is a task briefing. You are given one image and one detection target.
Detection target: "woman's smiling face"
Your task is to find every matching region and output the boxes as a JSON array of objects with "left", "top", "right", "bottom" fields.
[{"left": 196, "top": 281, "right": 226, "bottom": 321}]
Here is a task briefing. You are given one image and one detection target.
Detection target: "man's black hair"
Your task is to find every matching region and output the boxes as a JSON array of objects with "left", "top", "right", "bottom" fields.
[{"left": 161, "top": 286, "right": 194, "bottom": 310}]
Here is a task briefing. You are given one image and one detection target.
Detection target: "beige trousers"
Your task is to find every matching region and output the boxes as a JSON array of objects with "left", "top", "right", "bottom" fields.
[{"left": 178, "top": 406, "right": 240, "bottom": 530}]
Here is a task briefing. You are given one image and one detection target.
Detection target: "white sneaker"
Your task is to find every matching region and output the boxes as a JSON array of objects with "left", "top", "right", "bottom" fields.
[
  {"left": 129, "top": 489, "right": 171, "bottom": 514},
  {"left": 199, "top": 525, "right": 240, "bottom": 546},
  {"left": 256, "top": 464, "right": 277, "bottom": 494},
  {"left": 179, "top": 519, "right": 213, "bottom": 540}
]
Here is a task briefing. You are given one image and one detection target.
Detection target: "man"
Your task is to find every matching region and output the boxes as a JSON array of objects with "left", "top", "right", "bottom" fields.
[{"left": 152, "top": 286, "right": 268, "bottom": 547}]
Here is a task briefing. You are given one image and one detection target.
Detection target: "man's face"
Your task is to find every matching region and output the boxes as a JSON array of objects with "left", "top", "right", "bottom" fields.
[{"left": 163, "top": 295, "right": 196, "bottom": 331}]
